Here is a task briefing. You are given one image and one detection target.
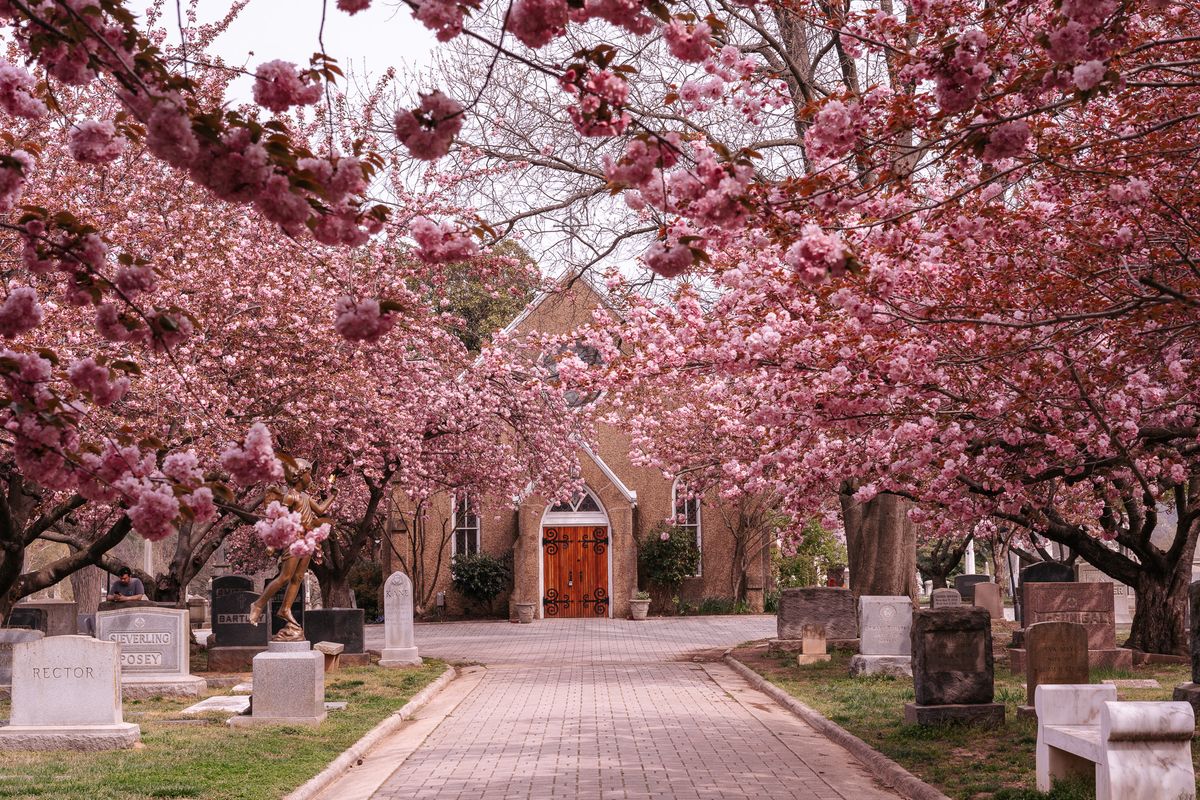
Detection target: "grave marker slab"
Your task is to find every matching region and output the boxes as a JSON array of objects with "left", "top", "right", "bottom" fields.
[
  {"left": 904, "top": 607, "right": 1004, "bottom": 727},
  {"left": 1077, "top": 563, "right": 1133, "bottom": 625},
  {"left": 973, "top": 582, "right": 1004, "bottom": 619},
  {"left": 954, "top": 574, "right": 991, "bottom": 603},
  {"left": 0, "top": 636, "right": 140, "bottom": 750},
  {"left": 302, "top": 609, "right": 365, "bottom": 654},
  {"left": 797, "top": 624, "right": 830, "bottom": 666},
  {"left": 850, "top": 596, "right": 913, "bottom": 677},
  {"left": 930, "top": 589, "right": 962, "bottom": 609},
  {"left": 13, "top": 600, "right": 76, "bottom": 636},
  {"left": 1171, "top": 580, "right": 1200, "bottom": 716},
  {"left": 4, "top": 608, "right": 46, "bottom": 633},
  {"left": 777, "top": 587, "right": 858, "bottom": 642},
  {"left": 379, "top": 572, "right": 421, "bottom": 667},
  {"left": 1018, "top": 621, "right": 1088, "bottom": 718},
  {"left": 0, "top": 629, "right": 43, "bottom": 688},
  {"left": 96, "top": 607, "right": 205, "bottom": 698},
  {"left": 229, "top": 641, "right": 325, "bottom": 727},
  {"left": 208, "top": 575, "right": 266, "bottom": 671},
  {"left": 1010, "top": 582, "right": 1132, "bottom": 673}
]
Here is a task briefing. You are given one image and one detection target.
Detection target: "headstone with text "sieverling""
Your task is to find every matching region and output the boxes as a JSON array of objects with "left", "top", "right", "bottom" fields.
[
  {"left": 849, "top": 596, "right": 913, "bottom": 677},
  {"left": 1017, "top": 621, "right": 1088, "bottom": 719},
  {"left": 1009, "top": 582, "right": 1132, "bottom": 674},
  {"left": 930, "top": 588, "right": 962, "bottom": 609},
  {"left": 771, "top": 587, "right": 858, "bottom": 655},
  {"left": 379, "top": 572, "right": 422, "bottom": 667},
  {"left": 208, "top": 575, "right": 267, "bottom": 672},
  {"left": 1171, "top": 580, "right": 1200, "bottom": 718},
  {"left": 904, "top": 607, "right": 1005, "bottom": 727},
  {"left": 96, "top": 607, "right": 206, "bottom": 698},
  {"left": 0, "top": 636, "right": 140, "bottom": 750}
]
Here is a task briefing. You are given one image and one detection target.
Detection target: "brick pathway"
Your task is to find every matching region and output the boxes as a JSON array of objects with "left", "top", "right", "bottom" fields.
[{"left": 364, "top": 618, "right": 902, "bottom": 800}]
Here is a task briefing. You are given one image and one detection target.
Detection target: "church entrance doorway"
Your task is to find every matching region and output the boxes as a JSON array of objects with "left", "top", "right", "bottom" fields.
[{"left": 539, "top": 488, "right": 611, "bottom": 618}]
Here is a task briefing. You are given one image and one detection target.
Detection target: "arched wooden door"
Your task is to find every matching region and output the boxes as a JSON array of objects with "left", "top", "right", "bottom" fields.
[{"left": 542, "top": 526, "right": 609, "bottom": 618}]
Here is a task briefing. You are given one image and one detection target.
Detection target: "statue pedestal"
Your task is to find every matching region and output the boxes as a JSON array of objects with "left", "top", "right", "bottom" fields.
[
  {"left": 379, "top": 646, "right": 422, "bottom": 667},
  {"left": 229, "top": 641, "right": 325, "bottom": 727}
]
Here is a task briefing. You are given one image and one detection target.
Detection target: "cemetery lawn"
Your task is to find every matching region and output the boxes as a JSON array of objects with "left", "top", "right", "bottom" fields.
[
  {"left": 733, "top": 629, "right": 1198, "bottom": 800},
  {"left": 0, "top": 660, "right": 447, "bottom": 800}
]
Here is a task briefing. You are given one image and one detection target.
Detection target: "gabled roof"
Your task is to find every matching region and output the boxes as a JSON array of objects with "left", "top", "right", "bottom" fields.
[
  {"left": 498, "top": 268, "right": 625, "bottom": 338},
  {"left": 580, "top": 442, "right": 637, "bottom": 507}
]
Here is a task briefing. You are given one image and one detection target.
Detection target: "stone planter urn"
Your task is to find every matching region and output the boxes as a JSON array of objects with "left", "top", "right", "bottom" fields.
[
  {"left": 630, "top": 599, "right": 651, "bottom": 621},
  {"left": 515, "top": 602, "right": 536, "bottom": 624}
]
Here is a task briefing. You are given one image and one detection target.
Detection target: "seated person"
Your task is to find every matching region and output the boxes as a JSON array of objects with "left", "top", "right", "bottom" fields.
[{"left": 107, "top": 567, "right": 146, "bottom": 602}]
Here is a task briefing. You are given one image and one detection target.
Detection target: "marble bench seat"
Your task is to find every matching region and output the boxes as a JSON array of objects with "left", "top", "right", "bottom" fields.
[{"left": 1035, "top": 684, "right": 1195, "bottom": 800}]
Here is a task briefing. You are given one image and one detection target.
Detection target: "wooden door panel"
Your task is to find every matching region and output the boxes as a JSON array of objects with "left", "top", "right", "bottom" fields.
[{"left": 542, "top": 526, "right": 608, "bottom": 618}]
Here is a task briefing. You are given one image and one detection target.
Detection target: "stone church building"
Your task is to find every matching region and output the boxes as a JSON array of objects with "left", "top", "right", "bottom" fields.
[{"left": 382, "top": 275, "right": 772, "bottom": 620}]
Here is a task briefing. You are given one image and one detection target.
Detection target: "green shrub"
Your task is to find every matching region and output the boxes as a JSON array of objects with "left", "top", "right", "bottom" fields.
[
  {"left": 696, "top": 596, "right": 736, "bottom": 615},
  {"left": 639, "top": 524, "right": 701, "bottom": 591},
  {"left": 450, "top": 552, "right": 512, "bottom": 615},
  {"left": 763, "top": 589, "right": 780, "bottom": 613},
  {"left": 775, "top": 520, "right": 848, "bottom": 587},
  {"left": 347, "top": 560, "right": 383, "bottom": 622}
]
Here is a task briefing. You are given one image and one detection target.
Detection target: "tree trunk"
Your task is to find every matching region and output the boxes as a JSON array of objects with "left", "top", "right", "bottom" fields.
[
  {"left": 70, "top": 565, "right": 103, "bottom": 615},
  {"left": 930, "top": 574, "right": 948, "bottom": 590},
  {"left": 840, "top": 487, "right": 918, "bottom": 599},
  {"left": 320, "top": 572, "right": 354, "bottom": 609},
  {"left": 1125, "top": 556, "right": 1191, "bottom": 656}
]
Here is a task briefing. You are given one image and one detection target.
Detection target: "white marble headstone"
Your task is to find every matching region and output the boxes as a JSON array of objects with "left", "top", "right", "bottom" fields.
[
  {"left": 859, "top": 596, "right": 914, "bottom": 656},
  {"left": 0, "top": 635, "right": 140, "bottom": 750},
  {"left": 96, "top": 607, "right": 205, "bottom": 698},
  {"left": 380, "top": 572, "right": 421, "bottom": 667}
]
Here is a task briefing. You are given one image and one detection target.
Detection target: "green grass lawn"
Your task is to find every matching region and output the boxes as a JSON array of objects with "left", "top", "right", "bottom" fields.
[
  {"left": 735, "top": 624, "right": 1196, "bottom": 800},
  {"left": 0, "top": 659, "right": 447, "bottom": 800}
]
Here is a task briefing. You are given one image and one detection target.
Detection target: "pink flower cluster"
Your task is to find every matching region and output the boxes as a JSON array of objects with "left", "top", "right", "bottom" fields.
[
  {"left": 0, "top": 60, "right": 46, "bottom": 119},
  {"left": 783, "top": 225, "right": 849, "bottom": 285},
  {"left": 645, "top": 241, "right": 696, "bottom": 278},
  {"left": 0, "top": 287, "right": 43, "bottom": 338},
  {"left": 394, "top": 90, "right": 463, "bottom": 160},
  {"left": 932, "top": 29, "right": 991, "bottom": 114},
  {"left": 805, "top": 100, "right": 861, "bottom": 160},
  {"left": 663, "top": 20, "right": 713, "bottom": 63},
  {"left": 68, "top": 120, "right": 126, "bottom": 164},
  {"left": 1072, "top": 60, "right": 1106, "bottom": 91},
  {"left": 252, "top": 61, "right": 323, "bottom": 113},
  {"left": 413, "top": 0, "right": 469, "bottom": 42},
  {"left": 119, "top": 477, "right": 180, "bottom": 541},
  {"left": 254, "top": 501, "right": 331, "bottom": 557},
  {"left": 410, "top": 216, "right": 480, "bottom": 263},
  {"left": 333, "top": 297, "right": 395, "bottom": 342},
  {"left": 508, "top": 0, "right": 568, "bottom": 48},
  {"left": 67, "top": 357, "right": 130, "bottom": 406},
  {"left": 562, "top": 67, "right": 631, "bottom": 137},
  {"left": 220, "top": 422, "right": 285, "bottom": 485},
  {"left": 337, "top": 0, "right": 371, "bottom": 12},
  {"left": 981, "top": 119, "right": 1030, "bottom": 163}
]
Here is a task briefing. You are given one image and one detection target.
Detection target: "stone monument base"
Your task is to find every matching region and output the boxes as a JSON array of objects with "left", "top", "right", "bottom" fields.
[
  {"left": 229, "top": 641, "right": 325, "bottom": 727},
  {"left": 379, "top": 646, "right": 422, "bottom": 667},
  {"left": 207, "top": 645, "right": 265, "bottom": 672},
  {"left": 768, "top": 638, "right": 858, "bottom": 656},
  {"left": 797, "top": 653, "right": 831, "bottom": 665},
  {"left": 1016, "top": 704, "right": 1037, "bottom": 719},
  {"left": 341, "top": 653, "right": 371, "bottom": 667},
  {"left": 123, "top": 676, "right": 207, "bottom": 699},
  {"left": 849, "top": 655, "right": 912, "bottom": 678},
  {"left": 1008, "top": 646, "right": 1132, "bottom": 674},
  {"left": 1171, "top": 683, "right": 1200, "bottom": 720},
  {"left": 0, "top": 722, "right": 140, "bottom": 751},
  {"left": 903, "top": 702, "right": 1005, "bottom": 727}
]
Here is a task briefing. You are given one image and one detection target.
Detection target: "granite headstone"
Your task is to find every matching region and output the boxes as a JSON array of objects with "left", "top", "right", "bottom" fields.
[
  {"left": 96, "top": 607, "right": 205, "bottom": 697},
  {"left": 954, "top": 574, "right": 991, "bottom": 603},
  {"left": 930, "top": 588, "right": 962, "bottom": 609},
  {"left": 210, "top": 576, "right": 267, "bottom": 648},
  {"left": 850, "top": 596, "right": 913, "bottom": 677},
  {"left": 5, "top": 607, "right": 47, "bottom": 632},
  {"left": 1170, "top": 580, "right": 1200, "bottom": 715},
  {"left": 302, "top": 609, "right": 365, "bottom": 654},
  {"left": 905, "top": 607, "right": 1004, "bottom": 726},
  {"left": 0, "top": 628, "right": 44, "bottom": 687},
  {"left": 973, "top": 582, "right": 1004, "bottom": 619}
]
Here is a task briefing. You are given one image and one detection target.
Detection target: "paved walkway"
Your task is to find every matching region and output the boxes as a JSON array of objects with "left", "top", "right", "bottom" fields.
[{"left": 347, "top": 618, "right": 902, "bottom": 800}]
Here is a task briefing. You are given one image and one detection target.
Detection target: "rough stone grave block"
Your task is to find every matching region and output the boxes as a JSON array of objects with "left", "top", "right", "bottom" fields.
[{"left": 777, "top": 588, "right": 858, "bottom": 642}]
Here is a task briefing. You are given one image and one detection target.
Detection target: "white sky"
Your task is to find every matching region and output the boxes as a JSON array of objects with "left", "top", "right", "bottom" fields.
[{"left": 184, "top": 0, "right": 438, "bottom": 101}]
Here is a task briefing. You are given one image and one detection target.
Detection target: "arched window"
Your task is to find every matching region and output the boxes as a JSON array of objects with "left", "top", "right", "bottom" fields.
[
  {"left": 672, "top": 478, "right": 702, "bottom": 576},
  {"left": 452, "top": 493, "right": 480, "bottom": 557}
]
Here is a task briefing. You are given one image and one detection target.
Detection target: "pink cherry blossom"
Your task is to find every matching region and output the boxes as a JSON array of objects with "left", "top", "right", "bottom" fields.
[
  {"left": 119, "top": 477, "right": 180, "bottom": 541},
  {"left": 337, "top": 0, "right": 371, "bottom": 12},
  {"left": 663, "top": 20, "right": 713, "bottom": 63},
  {"left": 0, "top": 287, "right": 43, "bottom": 338},
  {"left": 644, "top": 241, "right": 695, "bottom": 278},
  {"left": 333, "top": 296, "right": 396, "bottom": 342},
  {"left": 394, "top": 90, "right": 463, "bottom": 160},
  {"left": 68, "top": 119, "right": 126, "bottom": 164},
  {"left": 1073, "top": 60, "right": 1106, "bottom": 91},
  {"left": 410, "top": 216, "right": 480, "bottom": 263},
  {"left": 0, "top": 61, "right": 46, "bottom": 119},
  {"left": 507, "top": 0, "right": 568, "bottom": 48},
  {"left": 0, "top": 149, "right": 33, "bottom": 213},
  {"left": 413, "top": 0, "right": 466, "bottom": 41},
  {"left": 67, "top": 357, "right": 130, "bottom": 406},
  {"left": 252, "top": 60, "right": 322, "bottom": 113},
  {"left": 981, "top": 119, "right": 1030, "bottom": 163},
  {"left": 162, "top": 450, "right": 203, "bottom": 486},
  {"left": 221, "top": 422, "right": 285, "bottom": 485},
  {"left": 805, "top": 100, "right": 860, "bottom": 160},
  {"left": 254, "top": 500, "right": 305, "bottom": 551}
]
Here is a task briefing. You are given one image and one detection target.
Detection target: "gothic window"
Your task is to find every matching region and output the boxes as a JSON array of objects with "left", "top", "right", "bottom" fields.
[{"left": 452, "top": 494, "right": 480, "bottom": 557}]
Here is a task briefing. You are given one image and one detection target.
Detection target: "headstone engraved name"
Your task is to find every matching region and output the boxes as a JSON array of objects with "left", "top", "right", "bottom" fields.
[
  {"left": 379, "top": 572, "right": 422, "bottom": 667},
  {"left": 96, "top": 607, "right": 205, "bottom": 698},
  {"left": 930, "top": 588, "right": 962, "bottom": 609},
  {"left": 208, "top": 575, "right": 267, "bottom": 672},
  {"left": 1015, "top": 562, "right": 1075, "bottom": 624},
  {"left": 0, "top": 635, "right": 140, "bottom": 750},
  {"left": 850, "top": 596, "right": 913, "bottom": 677},
  {"left": 1009, "top": 582, "right": 1132, "bottom": 673},
  {"left": 904, "top": 607, "right": 1005, "bottom": 727}
]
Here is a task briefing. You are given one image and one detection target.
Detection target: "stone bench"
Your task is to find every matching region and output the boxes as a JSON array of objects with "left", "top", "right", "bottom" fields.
[
  {"left": 1035, "top": 684, "right": 1195, "bottom": 800},
  {"left": 314, "top": 640, "right": 344, "bottom": 673}
]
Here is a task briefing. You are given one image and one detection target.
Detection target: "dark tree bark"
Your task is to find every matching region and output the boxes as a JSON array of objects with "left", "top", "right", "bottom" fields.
[
  {"left": 839, "top": 485, "right": 918, "bottom": 599},
  {"left": 309, "top": 468, "right": 392, "bottom": 609},
  {"left": 917, "top": 533, "right": 974, "bottom": 590}
]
